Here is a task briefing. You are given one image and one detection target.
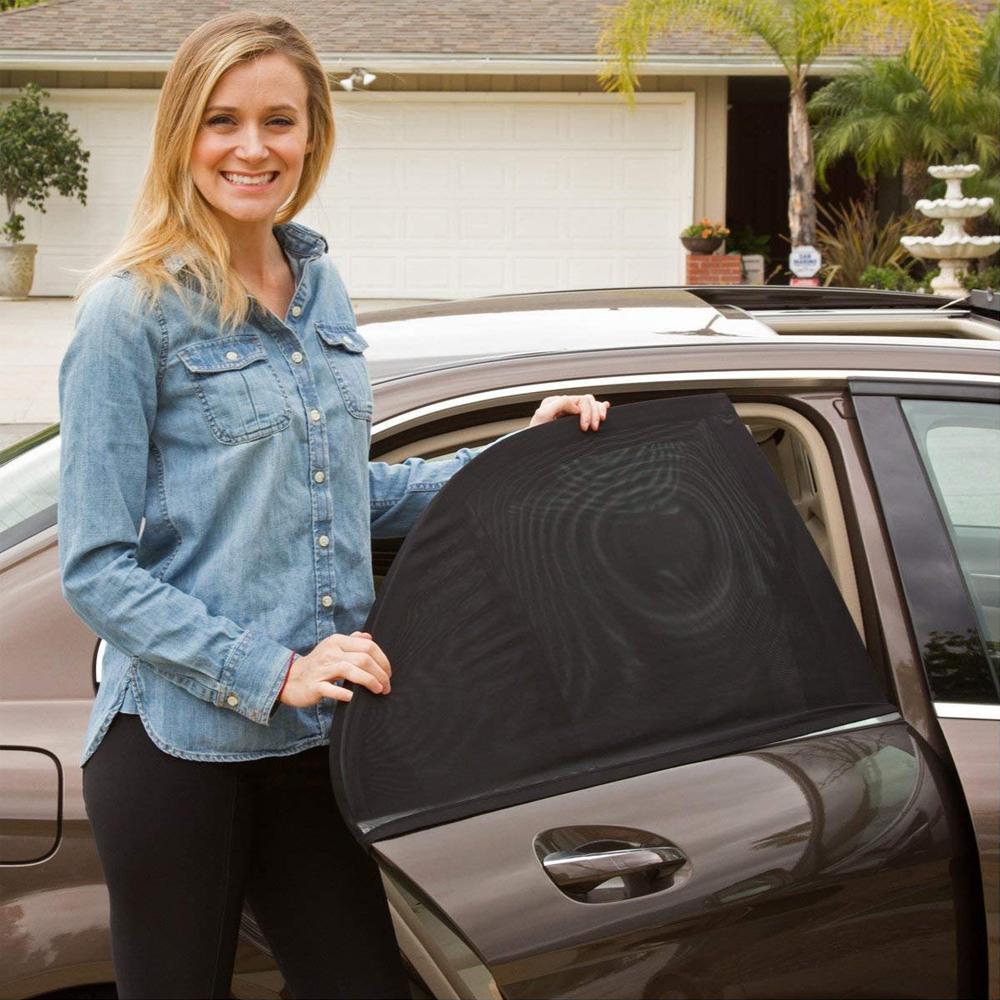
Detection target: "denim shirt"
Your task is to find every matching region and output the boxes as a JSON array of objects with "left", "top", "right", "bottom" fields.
[{"left": 59, "top": 222, "right": 488, "bottom": 764}]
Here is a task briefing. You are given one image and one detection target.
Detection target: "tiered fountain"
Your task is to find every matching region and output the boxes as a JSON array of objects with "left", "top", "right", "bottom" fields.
[{"left": 902, "top": 164, "right": 1000, "bottom": 297}]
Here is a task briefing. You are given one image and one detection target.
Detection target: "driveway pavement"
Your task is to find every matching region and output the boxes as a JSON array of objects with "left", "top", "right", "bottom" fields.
[
  {"left": 0, "top": 295, "right": 431, "bottom": 452},
  {"left": 0, "top": 298, "right": 73, "bottom": 449}
]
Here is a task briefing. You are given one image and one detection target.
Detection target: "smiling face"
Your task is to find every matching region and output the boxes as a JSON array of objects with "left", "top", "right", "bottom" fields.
[{"left": 191, "top": 51, "right": 311, "bottom": 231}]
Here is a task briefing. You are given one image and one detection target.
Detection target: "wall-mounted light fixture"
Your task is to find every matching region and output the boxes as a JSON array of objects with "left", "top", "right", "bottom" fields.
[{"left": 338, "top": 68, "right": 377, "bottom": 91}]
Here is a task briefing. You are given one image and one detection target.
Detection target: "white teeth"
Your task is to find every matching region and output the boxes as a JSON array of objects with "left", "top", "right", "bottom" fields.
[{"left": 222, "top": 172, "right": 276, "bottom": 186}]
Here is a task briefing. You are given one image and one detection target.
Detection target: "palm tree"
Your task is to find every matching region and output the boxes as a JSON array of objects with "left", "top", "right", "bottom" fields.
[
  {"left": 809, "top": 8, "right": 1000, "bottom": 221},
  {"left": 597, "top": 0, "right": 983, "bottom": 250}
]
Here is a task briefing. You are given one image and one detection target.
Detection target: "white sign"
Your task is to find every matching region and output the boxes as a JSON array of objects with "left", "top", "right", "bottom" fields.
[{"left": 789, "top": 245, "right": 822, "bottom": 278}]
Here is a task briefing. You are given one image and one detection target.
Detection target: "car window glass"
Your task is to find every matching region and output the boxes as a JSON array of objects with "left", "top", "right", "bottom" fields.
[
  {"left": 902, "top": 399, "right": 1000, "bottom": 676},
  {"left": 335, "top": 394, "right": 893, "bottom": 844},
  {"left": 0, "top": 436, "right": 59, "bottom": 543}
]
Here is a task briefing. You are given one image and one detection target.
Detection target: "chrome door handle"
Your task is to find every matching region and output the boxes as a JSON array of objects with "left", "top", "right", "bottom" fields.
[{"left": 542, "top": 845, "right": 685, "bottom": 892}]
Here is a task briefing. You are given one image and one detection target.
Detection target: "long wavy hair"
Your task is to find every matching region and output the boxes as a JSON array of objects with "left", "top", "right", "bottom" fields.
[{"left": 79, "top": 12, "right": 334, "bottom": 326}]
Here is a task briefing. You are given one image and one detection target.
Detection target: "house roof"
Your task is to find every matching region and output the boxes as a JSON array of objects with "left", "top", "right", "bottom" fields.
[{"left": 0, "top": 0, "right": 994, "bottom": 70}]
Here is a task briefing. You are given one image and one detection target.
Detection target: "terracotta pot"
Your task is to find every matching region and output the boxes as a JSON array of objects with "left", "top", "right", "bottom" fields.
[
  {"left": 0, "top": 243, "right": 37, "bottom": 299},
  {"left": 681, "top": 236, "right": 723, "bottom": 255}
]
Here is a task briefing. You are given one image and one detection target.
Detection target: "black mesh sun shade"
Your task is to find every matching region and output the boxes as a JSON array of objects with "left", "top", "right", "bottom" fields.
[{"left": 331, "top": 393, "right": 893, "bottom": 844}]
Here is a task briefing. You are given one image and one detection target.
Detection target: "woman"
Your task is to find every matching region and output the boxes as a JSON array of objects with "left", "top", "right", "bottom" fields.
[{"left": 58, "top": 12, "right": 609, "bottom": 1000}]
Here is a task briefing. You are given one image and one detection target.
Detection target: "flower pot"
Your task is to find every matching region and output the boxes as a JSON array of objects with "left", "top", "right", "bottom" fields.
[
  {"left": 681, "top": 236, "right": 723, "bottom": 255},
  {"left": 0, "top": 243, "right": 38, "bottom": 299}
]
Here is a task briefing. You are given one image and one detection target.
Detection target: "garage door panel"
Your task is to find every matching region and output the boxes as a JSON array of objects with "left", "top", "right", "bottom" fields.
[
  {"left": 404, "top": 256, "right": 454, "bottom": 293},
  {"left": 457, "top": 154, "right": 508, "bottom": 190},
  {"left": 350, "top": 256, "right": 397, "bottom": 292},
  {"left": 459, "top": 208, "right": 505, "bottom": 240},
  {"left": 459, "top": 107, "right": 508, "bottom": 142},
  {"left": 513, "top": 106, "right": 565, "bottom": 144},
  {"left": 567, "top": 258, "right": 616, "bottom": 287},
  {"left": 514, "top": 257, "right": 561, "bottom": 290},
  {"left": 625, "top": 256, "right": 679, "bottom": 285},
  {"left": 459, "top": 256, "right": 506, "bottom": 289}
]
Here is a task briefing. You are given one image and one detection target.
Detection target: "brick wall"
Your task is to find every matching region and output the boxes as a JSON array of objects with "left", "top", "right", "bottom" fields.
[{"left": 686, "top": 253, "right": 743, "bottom": 286}]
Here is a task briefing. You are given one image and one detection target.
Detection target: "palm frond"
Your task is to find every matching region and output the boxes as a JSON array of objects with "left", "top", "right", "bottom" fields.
[
  {"left": 597, "top": 0, "right": 791, "bottom": 100},
  {"left": 873, "top": 0, "right": 982, "bottom": 107}
]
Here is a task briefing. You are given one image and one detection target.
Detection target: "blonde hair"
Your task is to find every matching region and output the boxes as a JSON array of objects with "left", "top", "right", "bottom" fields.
[{"left": 79, "top": 12, "right": 334, "bottom": 326}]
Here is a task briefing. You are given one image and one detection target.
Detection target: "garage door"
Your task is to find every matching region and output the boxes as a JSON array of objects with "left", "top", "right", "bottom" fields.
[
  {"left": 24, "top": 91, "right": 694, "bottom": 298},
  {"left": 303, "top": 93, "right": 695, "bottom": 297}
]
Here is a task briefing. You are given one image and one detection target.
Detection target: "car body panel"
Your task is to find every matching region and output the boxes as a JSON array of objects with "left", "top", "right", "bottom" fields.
[
  {"left": 940, "top": 716, "right": 1000, "bottom": 999},
  {"left": 373, "top": 720, "right": 976, "bottom": 999}
]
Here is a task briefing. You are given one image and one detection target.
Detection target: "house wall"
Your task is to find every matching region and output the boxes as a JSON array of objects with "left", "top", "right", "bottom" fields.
[{"left": 0, "top": 70, "right": 728, "bottom": 223}]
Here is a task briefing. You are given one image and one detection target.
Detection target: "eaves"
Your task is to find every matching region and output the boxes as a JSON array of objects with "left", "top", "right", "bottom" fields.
[{"left": 0, "top": 50, "right": 860, "bottom": 77}]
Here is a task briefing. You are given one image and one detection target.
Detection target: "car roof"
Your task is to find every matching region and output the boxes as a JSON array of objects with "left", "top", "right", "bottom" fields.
[{"left": 360, "top": 286, "right": 1000, "bottom": 382}]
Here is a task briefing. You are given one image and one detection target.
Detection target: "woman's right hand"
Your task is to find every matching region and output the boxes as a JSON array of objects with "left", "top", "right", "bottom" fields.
[{"left": 278, "top": 631, "right": 392, "bottom": 707}]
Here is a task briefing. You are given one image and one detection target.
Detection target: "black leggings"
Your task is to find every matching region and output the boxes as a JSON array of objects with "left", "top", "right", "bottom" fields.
[{"left": 82, "top": 713, "right": 409, "bottom": 999}]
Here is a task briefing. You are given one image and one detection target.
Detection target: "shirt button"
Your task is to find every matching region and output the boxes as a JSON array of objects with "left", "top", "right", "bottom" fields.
[
  {"left": 313, "top": 470, "right": 326, "bottom": 484},
  {"left": 291, "top": 305, "right": 302, "bottom": 318},
  {"left": 309, "top": 409, "right": 321, "bottom": 422},
  {"left": 318, "top": 535, "right": 330, "bottom": 548},
  {"left": 225, "top": 351, "right": 239, "bottom": 361},
  {"left": 321, "top": 595, "right": 333, "bottom": 608},
  {"left": 226, "top": 693, "right": 239, "bottom": 707},
  {"left": 291, "top": 351, "right": 304, "bottom": 364}
]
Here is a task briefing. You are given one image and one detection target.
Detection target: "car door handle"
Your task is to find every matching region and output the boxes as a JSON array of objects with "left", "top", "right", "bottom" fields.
[{"left": 542, "top": 845, "right": 686, "bottom": 892}]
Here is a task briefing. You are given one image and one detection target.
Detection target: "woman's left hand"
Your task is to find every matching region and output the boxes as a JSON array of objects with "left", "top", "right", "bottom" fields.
[{"left": 529, "top": 394, "right": 610, "bottom": 432}]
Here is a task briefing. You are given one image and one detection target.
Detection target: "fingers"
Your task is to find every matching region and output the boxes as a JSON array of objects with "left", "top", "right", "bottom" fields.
[
  {"left": 315, "top": 680, "right": 353, "bottom": 703},
  {"left": 337, "top": 660, "right": 388, "bottom": 695},
  {"left": 345, "top": 652, "right": 391, "bottom": 693},
  {"left": 576, "top": 394, "right": 610, "bottom": 431},
  {"left": 320, "top": 633, "right": 392, "bottom": 679},
  {"left": 341, "top": 635, "right": 392, "bottom": 679}
]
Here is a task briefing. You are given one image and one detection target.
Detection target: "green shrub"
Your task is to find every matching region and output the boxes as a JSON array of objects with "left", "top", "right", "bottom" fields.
[
  {"left": 962, "top": 265, "right": 1000, "bottom": 291},
  {"left": 860, "top": 265, "right": 920, "bottom": 291}
]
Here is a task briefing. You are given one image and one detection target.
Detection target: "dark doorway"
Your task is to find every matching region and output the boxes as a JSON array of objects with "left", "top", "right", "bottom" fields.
[{"left": 726, "top": 76, "right": 868, "bottom": 280}]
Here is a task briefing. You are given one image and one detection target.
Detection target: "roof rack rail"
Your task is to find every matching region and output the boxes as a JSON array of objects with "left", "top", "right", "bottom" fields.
[
  {"left": 966, "top": 288, "right": 1000, "bottom": 321},
  {"left": 688, "top": 286, "right": 956, "bottom": 312}
]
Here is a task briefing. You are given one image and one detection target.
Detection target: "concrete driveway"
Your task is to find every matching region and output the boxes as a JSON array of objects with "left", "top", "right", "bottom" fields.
[{"left": 0, "top": 298, "right": 73, "bottom": 449}]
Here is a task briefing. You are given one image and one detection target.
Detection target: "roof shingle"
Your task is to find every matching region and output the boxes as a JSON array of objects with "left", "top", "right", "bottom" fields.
[{"left": 0, "top": 0, "right": 993, "bottom": 60}]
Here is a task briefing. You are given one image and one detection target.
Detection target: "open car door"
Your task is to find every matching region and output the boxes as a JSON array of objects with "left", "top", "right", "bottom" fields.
[{"left": 332, "top": 394, "right": 983, "bottom": 999}]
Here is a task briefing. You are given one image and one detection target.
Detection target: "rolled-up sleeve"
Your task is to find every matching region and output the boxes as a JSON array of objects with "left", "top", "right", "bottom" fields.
[{"left": 58, "top": 276, "right": 292, "bottom": 724}]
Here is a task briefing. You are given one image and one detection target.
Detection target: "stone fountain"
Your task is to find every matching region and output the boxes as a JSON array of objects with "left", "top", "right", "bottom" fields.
[{"left": 902, "top": 164, "right": 1000, "bottom": 297}]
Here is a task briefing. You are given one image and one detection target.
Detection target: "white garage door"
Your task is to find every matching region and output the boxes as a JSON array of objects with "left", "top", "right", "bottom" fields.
[
  {"left": 305, "top": 93, "right": 695, "bottom": 297},
  {"left": 21, "top": 91, "right": 694, "bottom": 298}
]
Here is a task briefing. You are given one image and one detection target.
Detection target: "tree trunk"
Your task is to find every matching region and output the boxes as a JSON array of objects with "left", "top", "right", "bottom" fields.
[
  {"left": 902, "top": 159, "right": 928, "bottom": 206},
  {"left": 787, "top": 74, "right": 816, "bottom": 247}
]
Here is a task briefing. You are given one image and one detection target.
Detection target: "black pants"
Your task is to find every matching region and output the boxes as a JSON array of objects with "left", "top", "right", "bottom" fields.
[{"left": 82, "top": 713, "right": 409, "bottom": 999}]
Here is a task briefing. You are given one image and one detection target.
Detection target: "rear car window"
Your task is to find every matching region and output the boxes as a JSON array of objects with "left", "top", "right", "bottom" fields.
[{"left": 902, "top": 399, "right": 1000, "bottom": 682}]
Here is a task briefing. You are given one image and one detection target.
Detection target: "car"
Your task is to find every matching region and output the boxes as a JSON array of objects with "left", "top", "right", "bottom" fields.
[{"left": 1, "top": 285, "right": 998, "bottom": 1000}]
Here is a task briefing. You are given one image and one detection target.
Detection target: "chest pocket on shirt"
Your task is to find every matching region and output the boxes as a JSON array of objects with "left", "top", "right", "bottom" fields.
[
  {"left": 177, "top": 333, "right": 291, "bottom": 445},
  {"left": 315, "top": 321, "right": 374, "bottom": 421}
]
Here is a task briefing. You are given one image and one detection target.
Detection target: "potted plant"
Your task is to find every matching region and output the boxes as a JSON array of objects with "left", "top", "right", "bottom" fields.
[
  {"left": 0, "top": 84, "right": 89, "bottom": 299},
  {"left": 680, "top": 219, "right": 730, "bottom": 255}
]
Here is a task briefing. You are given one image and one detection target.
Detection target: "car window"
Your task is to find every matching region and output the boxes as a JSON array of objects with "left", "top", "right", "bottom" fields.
[
  {"left": 336, "top": 394, "right": 892, "bottom": 845},
  {"left": 0, "top": 434, "right": 60, "bottom": 550},
  {"left": 902, "top": 399, "right": 1000, "bottom": 677}
]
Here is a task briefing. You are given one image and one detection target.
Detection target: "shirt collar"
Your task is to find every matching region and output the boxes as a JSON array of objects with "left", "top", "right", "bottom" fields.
[{"left": 162, "top": 222, "right": 328, "bottom": 276}]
